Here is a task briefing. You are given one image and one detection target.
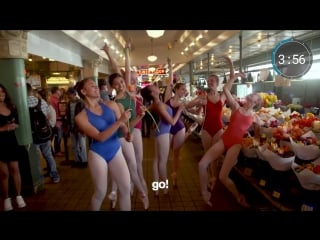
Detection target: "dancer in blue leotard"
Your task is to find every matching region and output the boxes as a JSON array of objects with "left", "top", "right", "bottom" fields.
[
  {"left": 163, "top": 58, "right": 204, "bottom": 187},
  {"left": 75, "top": 78, "right": 132, "bottom": 211},
  {"left": 141, "top": 83, "right": 184, "bottom": 196}
]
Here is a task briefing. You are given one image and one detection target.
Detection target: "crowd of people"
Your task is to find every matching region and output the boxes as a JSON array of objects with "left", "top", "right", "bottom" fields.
[{"left": 1, "top": 42, "right": 263, "bottom": 211}]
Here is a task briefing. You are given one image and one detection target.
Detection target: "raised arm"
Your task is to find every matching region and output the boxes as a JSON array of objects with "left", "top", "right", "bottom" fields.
[
  {"left": 220, "top": 56, "right": 235, "bottom": 102},
  {"left": 124, "top": 42, "right": 131, "bottom": 87},
  {"left": 222, "top": 73, "right": 246, "bottom": 112},
  {"left": 102, "top": 43, "right": 122, "bottom": 75},
  {"left": 222, "top": 56, "right": 235, "bottom": 91},
  {"left": 163, "top": 57, "right": 173, "bottom": 103}
]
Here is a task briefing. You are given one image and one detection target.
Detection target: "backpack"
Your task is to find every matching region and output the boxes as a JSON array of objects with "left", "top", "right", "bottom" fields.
[{"left": 29, "top": 98, "right": 53, "bottom": 144}]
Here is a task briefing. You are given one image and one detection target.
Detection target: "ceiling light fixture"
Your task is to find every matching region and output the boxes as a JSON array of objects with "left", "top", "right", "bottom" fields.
[
  {"left": 146, "top": 30, "right": 165, "bottom": 39},
  {"left": 148, "top": 55, "right": 157, "bottom": 62},
  {"left": 147, "top": 38, "right": 157, "bottom": 62}
]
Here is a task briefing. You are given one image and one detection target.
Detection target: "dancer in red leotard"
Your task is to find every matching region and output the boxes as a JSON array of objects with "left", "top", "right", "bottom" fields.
[
  {"left": 198, "top": 72, "right": 262, "bottom": 208},
  {"left": 200, "top": 56, "right": 235, "bottom": 191},
  {"left": 200, "top": 56, "right": 234, "bottom": 151}
]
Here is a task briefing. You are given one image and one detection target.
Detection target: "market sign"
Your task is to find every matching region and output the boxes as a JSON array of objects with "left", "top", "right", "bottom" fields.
[{"left": 137, "top": 68, "right": 167, "bottom": 75}]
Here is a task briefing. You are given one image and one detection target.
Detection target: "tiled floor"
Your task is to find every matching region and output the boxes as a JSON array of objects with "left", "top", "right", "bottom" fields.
[{"left": 2, "top": 133, "right": 258, "bottom": 212}]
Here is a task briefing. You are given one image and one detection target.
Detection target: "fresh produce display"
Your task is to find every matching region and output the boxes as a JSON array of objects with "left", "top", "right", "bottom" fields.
[
  {"left": 267, "top": 141, "right": 295, "bottom": 158},
  {"left": 291, "top": 112, "right": 319, "bottom": 129},
  {"left": 287, "top": 103, "right": 303, "bottom": 111},
  {"left": 294, "top": 163, "right": 320, "bottom": 174},
  {"left": 258, "top": 92, "right": 278, "bottom": 108}
]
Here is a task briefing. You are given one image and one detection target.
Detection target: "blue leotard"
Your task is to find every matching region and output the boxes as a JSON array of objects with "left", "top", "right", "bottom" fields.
[
  {"left": 86, "top": 102, "right": 120, "bottom": 163},
  {"left": 166, "top": 99, "right": 185, "bottom": 135},
  {"left": 154, "top": 104, "right": 173, "bottom": 137}
]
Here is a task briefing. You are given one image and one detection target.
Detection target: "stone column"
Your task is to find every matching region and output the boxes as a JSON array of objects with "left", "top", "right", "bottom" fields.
[
  {"left": 189, "top": 61, "right": 194, "bottom": 94},
  {"left": 82, "top": 57, "right": 103, "bottom": 85},
  {"left": 0, "top": 30, "right": 43, "bottom": 194}
]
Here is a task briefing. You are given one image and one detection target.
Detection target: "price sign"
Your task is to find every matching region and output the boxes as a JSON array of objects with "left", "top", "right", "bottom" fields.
[
  {"left": 259, "top": 179, "right": 266, "bottom": 187},
  {"left": 244, "top": 167, "right": 253, "bottom": 176},
  {"left": 137, "top": 68, "right": 167, "bottom": 75}
]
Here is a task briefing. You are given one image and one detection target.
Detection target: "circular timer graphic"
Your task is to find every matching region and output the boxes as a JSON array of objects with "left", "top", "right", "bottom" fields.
[{"left": 271, "top": 38, "right": 313, "bottom": 79}]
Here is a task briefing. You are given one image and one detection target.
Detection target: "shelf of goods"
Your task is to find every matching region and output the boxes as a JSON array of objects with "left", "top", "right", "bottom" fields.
[
  {"left": 234, "top": 152, "right": 320, "bottom": 211},
  {"left": 238, "top": 108, "right": 320, "bottom": 211}
]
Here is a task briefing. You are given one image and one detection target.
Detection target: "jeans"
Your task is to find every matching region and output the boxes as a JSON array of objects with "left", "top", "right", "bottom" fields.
[
  {"left": 70, "top": 132, "right": 87, "bottom": 163},
  {"left": 53, "top": 125, "right": 63, "bottom": 153},
  {"left": 36, "top": 140, "right": 59, "bottom": 179}
]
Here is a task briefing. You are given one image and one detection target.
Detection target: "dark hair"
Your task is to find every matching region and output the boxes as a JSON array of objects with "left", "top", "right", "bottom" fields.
[
  {"left": 51, "top": 86, "right": 60, "bottom": 94},
  {"left": 26, "top": 83, "right": 33, "bottom": 94},
  {"left": 66, "top": 86, "right": 76, "bottom": 95},
  {"left": 37, "top": 88, "right": 48, "bottom": 101},
  {"left": 140, "top": 85, "right": 153, "bottom": 103},
  {"left": 98, "top": 78, "right": 107, "bottom": 90},
  {"left": 75, "top": 78, "right": 94, "bottom": 99},
  {"left": 0, "top": 83, "right": 16, "bottom": 112},
  {"left": 108, "top": 73, "right": 123, "bottom": 87}
]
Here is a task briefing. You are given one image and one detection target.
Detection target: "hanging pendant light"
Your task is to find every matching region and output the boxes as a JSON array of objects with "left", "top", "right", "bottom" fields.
[
  {"left": 147, "top": 38, "right": 157, "bottom": 62},
  {"left": 146, "top": 30, "right": 165, "bottom": 39}
]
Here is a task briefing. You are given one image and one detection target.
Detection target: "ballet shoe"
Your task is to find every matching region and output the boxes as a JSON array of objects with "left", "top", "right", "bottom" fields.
[
  {"left": 207, "top": 177, "right": 216, "bottom": 191},
  {"left": 108, "top": 191, "right": 117, "bottom": 209},
  {"left": 154, "top": 190, "right": 159, "bottom": 197},
  {"left": 202, "top": 191, "right": 212, "bottom": 207},
  {"left": 130, "top": 182, "right": 134, "bottom": 196},
  {"left": 143, "top": 182, "right": 148, "bottom": 194},
  {"left": 171, "top": 172, "right": 177, "bottom": 188},
  {"left": 237, "top": 194, "right": 250, "bottom": 208},
  {"left": 139, "top": 193, "right": 149, "bottom": 210}
]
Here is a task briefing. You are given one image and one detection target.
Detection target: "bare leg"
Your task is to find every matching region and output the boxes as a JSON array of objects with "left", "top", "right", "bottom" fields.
[
  {"left": 8, "top": 161, "right": 22, "bottom": 196},
  {"left": 0, "top": 162, "right": 9, "bottom": 199}
]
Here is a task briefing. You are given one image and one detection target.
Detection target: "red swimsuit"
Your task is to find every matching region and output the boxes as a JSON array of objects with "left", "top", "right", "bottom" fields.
[
  {"left": 221, "top": 109, "right": 253, "bottom": 150},
  {"left": 202, "top": 98, "right": 225, "bottom": 137}
]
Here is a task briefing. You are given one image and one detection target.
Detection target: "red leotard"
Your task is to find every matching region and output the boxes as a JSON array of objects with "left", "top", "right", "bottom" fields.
[
  {"left": 221, "top": 108, "right": 253, "bottom": 150},
  {"left": 202, "top": 98, "right": 225, "bottom": 137}
]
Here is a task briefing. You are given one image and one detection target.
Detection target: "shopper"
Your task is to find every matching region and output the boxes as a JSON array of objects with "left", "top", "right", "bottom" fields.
[
  {"left": 26, "top": 83, "right": 61, "bottom": 184},
  {"left": 0, "top": 84, "right": 27, "bottom": 211}
]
